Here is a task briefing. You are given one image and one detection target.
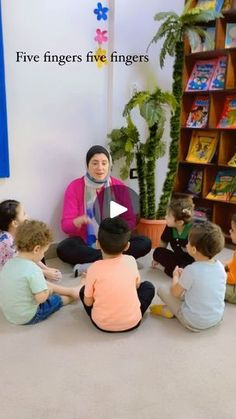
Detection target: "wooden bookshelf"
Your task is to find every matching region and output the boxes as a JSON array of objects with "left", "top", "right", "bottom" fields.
[{"left": 174, "top": 1, "right": 236, "bottom": 238}]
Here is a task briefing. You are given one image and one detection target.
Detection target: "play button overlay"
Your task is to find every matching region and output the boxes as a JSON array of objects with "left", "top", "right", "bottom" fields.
[
  {"left": 110, "top": 201, "right": 127, "bottom": 218},
  {"left": 93, "top": 184, "right": 140, "bottom": 228}
]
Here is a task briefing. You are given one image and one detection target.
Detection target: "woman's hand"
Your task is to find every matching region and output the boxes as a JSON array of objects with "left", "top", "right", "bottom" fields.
[{"left": 73, "top": 215, "right": 92, "bottom": 228}]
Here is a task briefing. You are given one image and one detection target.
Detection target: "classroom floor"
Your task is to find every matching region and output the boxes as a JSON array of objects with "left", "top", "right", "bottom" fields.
[{"left": 1, "top": 248, "right": 236, "bottom": 419}]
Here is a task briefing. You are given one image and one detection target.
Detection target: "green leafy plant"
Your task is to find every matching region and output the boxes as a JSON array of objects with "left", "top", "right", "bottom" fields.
[
  {"left": 148, "top": 0, "right": 222, "bottom": 218},
  {"left": 108, "top": 88, "right": 176, "bottom": 219}
]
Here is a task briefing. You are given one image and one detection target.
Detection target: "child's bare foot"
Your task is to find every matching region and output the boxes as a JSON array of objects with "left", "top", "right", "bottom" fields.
[
  {"left": 80, "top": 272, "right": 87, "bottom": 286},
  {"left": 151, "top": 260, "right": 165, "bottom": 272},
  {"left": 152, "top": 260, "right": 159, "bottom": 269},
  {"left": 44, "top": 268, "right": 62, "bottom": 281},
  {"left": 69, "top": 285, "right": 83, "bottom": 300}
]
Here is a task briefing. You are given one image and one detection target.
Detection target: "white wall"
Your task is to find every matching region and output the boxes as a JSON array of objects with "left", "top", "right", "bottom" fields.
[
  {"left": 110, "top": 0, "right": 185, "bottom": 198},
  {"left": 0, "top": 0, "right": 184, "bottom": 241}
]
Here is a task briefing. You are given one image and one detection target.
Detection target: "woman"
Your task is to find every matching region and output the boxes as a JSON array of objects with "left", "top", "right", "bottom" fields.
[{"left": 57, "top": 145, "right": 151, "bottom": 273}]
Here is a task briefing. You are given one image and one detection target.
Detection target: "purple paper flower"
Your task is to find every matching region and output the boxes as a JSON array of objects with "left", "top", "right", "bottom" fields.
[
  {"left": 94, "top": 29, "right": 108, "bottom": 43},
  {"left": 94, "top": 2, "right": 109, "bottom": 21}
]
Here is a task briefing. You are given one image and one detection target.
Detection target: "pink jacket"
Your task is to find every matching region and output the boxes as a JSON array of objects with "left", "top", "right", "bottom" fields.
[{"left": 61, "top": 176, "right": 137, "bottom": 242}]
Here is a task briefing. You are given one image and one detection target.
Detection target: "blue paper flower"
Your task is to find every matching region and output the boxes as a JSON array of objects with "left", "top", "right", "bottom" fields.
[{"left": 94, "top": 2, "right": 109, "bottom": 21}]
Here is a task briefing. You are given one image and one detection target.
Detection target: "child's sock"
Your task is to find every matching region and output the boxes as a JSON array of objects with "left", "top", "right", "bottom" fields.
[
  {"left": 73, "top": 263, "right": 92, "bottom": 278},
  {"left": 150, "top": 304, "right": 174, "bottom": 319}
]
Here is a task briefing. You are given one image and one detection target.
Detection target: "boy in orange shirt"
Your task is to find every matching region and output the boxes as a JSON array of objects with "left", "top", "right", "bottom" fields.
[
  {"left": 79, "top": 217, "right": 155, "bottom": 332},
  {"left": 225, "top": 214, "right": 236, "bottom": 304}
]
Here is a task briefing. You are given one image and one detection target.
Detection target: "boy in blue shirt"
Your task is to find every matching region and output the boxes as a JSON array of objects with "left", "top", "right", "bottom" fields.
[{"left": 151, "top": 221, "right": 226, "bottom": 331}]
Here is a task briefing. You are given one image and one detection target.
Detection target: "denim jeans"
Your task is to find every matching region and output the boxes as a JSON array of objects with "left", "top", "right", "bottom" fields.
[{"left": 25, "top": 294, "right": 63, "bottom": 325}]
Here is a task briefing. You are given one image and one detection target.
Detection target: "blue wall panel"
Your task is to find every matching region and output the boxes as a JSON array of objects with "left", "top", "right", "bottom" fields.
[{"left": 0, "top": 2, "right": 9, "bottom": 177}]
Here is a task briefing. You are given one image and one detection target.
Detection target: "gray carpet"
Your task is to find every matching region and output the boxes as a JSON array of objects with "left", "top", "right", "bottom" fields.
[{"left": 0, "top": 249, "right": 236, "bottom": 419}]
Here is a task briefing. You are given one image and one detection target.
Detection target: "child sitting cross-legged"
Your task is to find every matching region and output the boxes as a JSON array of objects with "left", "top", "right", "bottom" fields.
[
  {"left": 0, "top": 220, "right": 81, "bottom": 325},
  {"left": 79, "top": 217, "right": 155, "bottom": 332},
  {"left": 152, "top": 197, "right": 194, "bottom": 277},
  {"left": 151, "top": 221, "right": 226, "bottom": 331}
]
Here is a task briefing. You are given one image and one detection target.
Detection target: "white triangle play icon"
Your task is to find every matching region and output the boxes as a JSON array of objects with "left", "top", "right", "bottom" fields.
[{"left": 110, "top": 201, "right": 128, "bottom": 218}]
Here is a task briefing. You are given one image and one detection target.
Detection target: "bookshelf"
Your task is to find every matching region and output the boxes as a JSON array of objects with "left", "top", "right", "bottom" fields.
[{"left": 173, "top": 2, "right": 236, "bottom": 239}]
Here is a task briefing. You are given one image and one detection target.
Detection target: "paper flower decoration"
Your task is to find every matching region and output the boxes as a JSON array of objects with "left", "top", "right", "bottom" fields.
[
  {"left": 94, "top": 3, "right": 109, "bottom": 21},
  {"left": 95, "top": 47, "right": 108, "bottom": 68},
  {"left": 94, "top": 29, "right": 108, "bottom": 44}
]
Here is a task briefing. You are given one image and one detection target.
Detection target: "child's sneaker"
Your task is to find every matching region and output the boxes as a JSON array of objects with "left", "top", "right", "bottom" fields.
[
  {"left": 73, "top": 263, "right": 92, "bottom": 278},
  {"left": 150, "top": 304, "right": 174, "bottom": 319}
]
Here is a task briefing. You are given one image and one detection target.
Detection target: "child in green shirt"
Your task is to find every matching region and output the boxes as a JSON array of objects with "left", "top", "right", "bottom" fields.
[{"left": 0, "top": 220, "right": 81, "bottom": 325}]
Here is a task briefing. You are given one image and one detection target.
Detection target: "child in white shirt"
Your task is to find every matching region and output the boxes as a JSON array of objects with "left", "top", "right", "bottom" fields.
[{"left": 151, "top": 221, "right": 226, "bottom": 331}]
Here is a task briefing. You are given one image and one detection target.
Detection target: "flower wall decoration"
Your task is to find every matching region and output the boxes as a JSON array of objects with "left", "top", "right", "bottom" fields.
[
  {"left": 94, "top": 29, "right": 108, "bottom": 44},
  {"left": 95, "top": 47, "right": 108, "bottom": 68},
  {"left": 93, "top": 2, "right": 109, "bottom": 68},
  {"left": 93, "top": 2, "right": 109, "bottom": 21}
]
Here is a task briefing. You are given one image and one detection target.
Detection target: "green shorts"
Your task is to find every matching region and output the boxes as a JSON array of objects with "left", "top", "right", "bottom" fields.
[{"left": 225, "top": 284, "right": 236, "bottom": 304}]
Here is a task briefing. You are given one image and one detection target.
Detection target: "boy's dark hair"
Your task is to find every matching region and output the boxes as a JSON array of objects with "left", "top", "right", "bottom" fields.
[
  {"left": 0, "top": 200, "right": 20, "bottom": 231},
  {"left": 15, "top": 220, "right": 53, "bottom": 252},
  {"left": 232, "top": 214, "right": 236, "bottom": 224},
  {"left": 188, "top": 221, "right": 225, "bottom": 259},
  {"left": 168, "top": 197, "right": 194, "bottom": 224},
  {"left": 98, "top": 217, "right": 131, "bottom": 255}
]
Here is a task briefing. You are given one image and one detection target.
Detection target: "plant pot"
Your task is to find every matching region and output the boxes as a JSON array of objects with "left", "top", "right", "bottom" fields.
[{"left": 136, "top": 218, "right": 166, "bottom": 248}]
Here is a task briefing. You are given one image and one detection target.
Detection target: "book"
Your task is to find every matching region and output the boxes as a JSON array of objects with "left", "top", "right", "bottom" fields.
[
  {"left": 186, "top": 169, "right": 203, "bottom": 196},
  {"left": 203, "top": 26, "right": 216, "bottom": 51},
  {"left": 193, "top": 207, "right": 212, "bottom": 222},
  {"left": 185, "top": 96, "right": 209, "bottom": 128},
  {"left": 217, "top": 96, "right": 236, "bottom": 128},
  {"left": 206, "top": 169, "right": 236, "bottom": 201},
  {"left": 222, "top": 0, "right": 232, "bottom": 10},
  {"left": 186, "top": 131, "right": 218, "bottom": 163},
  {"left": 228, "top": 152, "right": 236, "bottom": 167},
  {"left": 185, "top": 59, "right": 218, "bottom": 92},
  {"left": 191, "top": 26, "right": 216, "bottom": 53},
  {"left": 225, "top": 23, "right": 236, "bottom": 48},
  {"left": 196, "top": 0, "right": 224, "bottom": 11},
  {"left": 209, "top": 56, "right": 227, "bottom": 90}
]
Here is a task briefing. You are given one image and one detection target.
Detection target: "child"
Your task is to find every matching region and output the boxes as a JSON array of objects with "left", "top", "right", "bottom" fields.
[
  {"left": 0, "top": 199, "right": 61, "bottom": 280},
  {"left": 151, "top": 221, "right": 226, "bottom": 331},
  {"left": 225, "top": 214, "right": 236, "bottom": 304},
  {"left": 79, "top": 217, "right": 155, "bottom": 332},
  {"left": 0, "top": 220, "right": 81, "bottom": 325},
  {"left": 152, "top": 197, "right": 195, "bottom": 277}
]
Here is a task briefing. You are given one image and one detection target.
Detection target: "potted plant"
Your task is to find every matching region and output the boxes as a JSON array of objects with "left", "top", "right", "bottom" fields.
[
  {"left": 147, "top": 0, "right": 221, "bottom": 219},
  {"left": 108, "top": 87, "right": 176, "bottom": 247}
]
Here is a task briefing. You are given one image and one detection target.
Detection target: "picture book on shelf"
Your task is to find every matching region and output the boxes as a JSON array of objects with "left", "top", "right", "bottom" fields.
[
  {"left": 186, "top": 131, "right": 218, "bottom": 163},
  {"left": 186, "top": 169, "right": 203, "bottom": 196},
  {"left": 185, "top": 59, "right": 218, "bottom": 92},
  {"left": 217, "top": 96, "right": 236, "bottom": 128},
  {"left": 222, "top": 0, "right": 232, "bottom": 11},
  {"left": 228, "top": 152, "right": 236, "bottom": 167},
  {"left": 225, "top": 23, "right": 236, "bottom": 48},
  {"left": 209, "top": 56, "right": 227, "bottom": 90},
  {"left": 191, "top": 26, "right": 216, "bottom": 53},
  {"left": 196, "top": 0, "right": 224, "bottom": 12},
  {"left": 206, "top": 170, "right": 236, "bottom": 201},
  {"left": 185, "top": 96, "right": 209, "bottom": 128},
  {"left": 193, "top": 206, "right": 212, "bottom": 222}
]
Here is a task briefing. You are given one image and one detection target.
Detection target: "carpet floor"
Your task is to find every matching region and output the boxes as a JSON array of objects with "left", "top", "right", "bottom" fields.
[{"left": 0, "top": 248, "right": 236, "bottom": 419}]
